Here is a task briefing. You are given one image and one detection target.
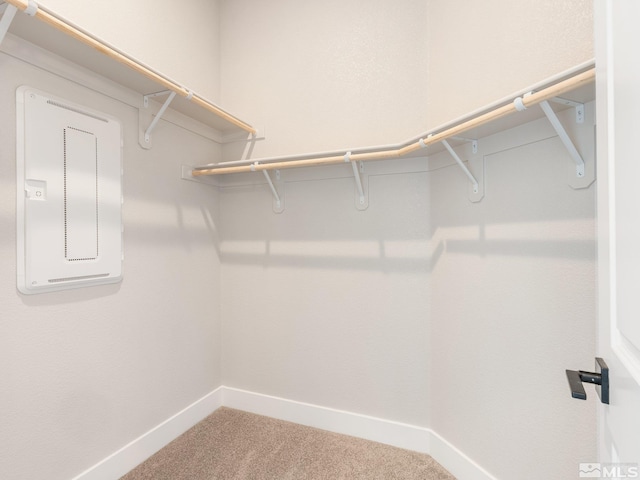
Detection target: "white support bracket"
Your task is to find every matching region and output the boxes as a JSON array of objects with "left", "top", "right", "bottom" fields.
[
  {"left": 550, "top": 96, "right": 585, "bottom": 124},
  {"left": 539, "top": 100, "right": 585, "bottom": 178},
  {"left": 143, "top": 90, "right": 172, "bottom": 108},
  {"left": 441, "top": 139, "right": 480, "bottom": 195},
  {"left": 351, "top": 160, "right": 365, "bottom": 205},
  {"left": 140, "top": 90, "right": 176, "bottom": 149},
  {"left": 451, "top": 136, "right": 478, "bottom": 154},
  {"left": 345, "top": 152, "right": 368, "bottom": 210},
  {"left": 0, "top": 2, "right": 18, "bottom": 45},
  {"left": 262, "top": 169, "right": 284, "bottom": 213}
]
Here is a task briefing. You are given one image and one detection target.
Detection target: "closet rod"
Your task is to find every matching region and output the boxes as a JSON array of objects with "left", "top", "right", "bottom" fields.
[
  {"left": 4, "top": 0, "right": 256, "bottom": 135},
  {"left": 193, "top": 67, "right": 595, "bottom": 177}
]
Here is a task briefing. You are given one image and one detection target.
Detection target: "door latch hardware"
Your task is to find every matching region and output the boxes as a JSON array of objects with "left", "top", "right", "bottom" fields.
[{"left": 566, "top": 357, "right": 609, "bottom": 404}]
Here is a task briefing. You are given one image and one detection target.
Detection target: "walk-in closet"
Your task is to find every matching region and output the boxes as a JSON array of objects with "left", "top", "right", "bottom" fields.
[{"left": 2, "top": 1, "right": 639, "bottom": 479}]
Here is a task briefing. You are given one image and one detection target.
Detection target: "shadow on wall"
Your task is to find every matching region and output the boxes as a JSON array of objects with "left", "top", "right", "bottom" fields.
[
  {"left": 219, "top": 238, "right": 445, "bottom": 273},
  {"left": 216, "top": 134, "right": 597, "bottom": 274},
  {"left": 447, "top": 238, "right": 594, "bottom": 260},
  {"left": 218, "top": 234, "right": 595, "bottom": 274}
]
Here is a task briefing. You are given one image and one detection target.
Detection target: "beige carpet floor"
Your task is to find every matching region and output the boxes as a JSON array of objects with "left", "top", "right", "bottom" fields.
[{"left": 120, "top": 407, "right": 456, "bottom": 479}]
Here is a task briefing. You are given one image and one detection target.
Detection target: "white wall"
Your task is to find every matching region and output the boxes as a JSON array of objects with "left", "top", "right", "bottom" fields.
[
  {"left": 0, "top": 40, "right": 223, "bottom": 479},
  {"left": 219, "top": 0, "right": 430, "bottom": 158},
  {"left": 218, "top": 114, "right": 597, "bottom": 480},
  {"left": 220, "top": 0, "right": 593, "bottom": 161},
  {"left": 36, "top": 0, "right": 222, "bottom": 102},
  {"left": 0, "top": 1, "right": 598, "bottom": 478},
  {"left": 426, "top": 0, "right": 594, "bottom": 129},
  {"left": 218, "top": 0, "right": 433, "bottom": 429},
  {"left": 218, "top": 1, "right": 596, "bottom": 478},
  {"left": 219, "top": 168, "right": 433, "bottom": 427},
  {"left": 426, "top": 113, "right": 596, "bottom": 479}
]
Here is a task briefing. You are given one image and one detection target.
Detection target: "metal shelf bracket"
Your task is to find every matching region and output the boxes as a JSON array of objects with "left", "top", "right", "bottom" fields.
[
  {"left": 539, "top": 100, "right": 585, "bottom": 178},
  {"left": 514, "top": 93, "right": 586, "bottom": 179},
  {"left": 142, "top": 90, "right": 177, "bottom": 147},
  {"left": 260, "top": 167, "right": 284, "bottom": 213},
  {"left": 0, "top": 2, "right": 18, "bottom": 45},
  {"left": 345, "top": 152, "right": 368, "bottom": 210},
  {"left": 451, "top": 136, "right": 478, "bottom": 154},
  {"left": 1, "top": 0, "right": 38, "bottom": 46},
  {"left": 441, "top": 140, "right": 480, "bottom": 194},
  {"left": 550, "top": 96, "right": 585, "bottom": 124}
]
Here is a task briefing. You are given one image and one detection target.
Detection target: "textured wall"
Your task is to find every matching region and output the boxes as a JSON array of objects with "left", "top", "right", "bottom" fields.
[
  {"left": 219, "top": 169, "right": 433, "bottom": 427},
  {"left": 220, "top": 0, "right": 593, "bottom": 162},
  {"left": 37, "top": 0, "right": 222, "bottom": 102},
  {"left": 218, "top": 1, "right": 596, "bottom": 478},
  {"left": 0, "top": 1, "right": 598, "bottom": 478},
  {"left": 217, "top": 113, "right": 597, "bottom": 478},
  {"left": 427, "top": 114, "right": 596, "bottom": 479},
  {"left": 426, "top": 0, "right": 594, "bottom": 129},
  {"left": 0, "top": 46, "right": 223, "bottom": 480},
  {"left": 219, "top": 0, "right": 430, "bottom": 158}
]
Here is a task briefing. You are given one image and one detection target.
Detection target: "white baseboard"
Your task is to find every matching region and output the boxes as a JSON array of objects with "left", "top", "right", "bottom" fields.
[
  {"left": 428, "top": 428, "right": 499, "bottom": 480},
  {"left": 72, "top": 385, "right": 496, "bottom": 480},
  {"left": 221, "top": 386, "right": 497, "bottom": 480},
  {"left": 222, "top": 386, "right": 431, "bottom": 453},
  {"left": 222, "top": 387, "right": 496, "bottom": 480},
  {"left": 71, "top": 387, "right": 223, "bottom": 480}
]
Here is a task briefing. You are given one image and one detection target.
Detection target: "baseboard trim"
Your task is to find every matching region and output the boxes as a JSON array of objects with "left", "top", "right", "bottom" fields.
[
  {"left": 72, "top": 385, "right": 496, "bottom": 480},
  {"left": 428, "top": 428, "right": 499, "bottom": 480},
  {"left": 221, "top": 386, "right": 497, "bottom": 480},
  {"left": 71, "top": 387, "right": 223, "bottom": 480},
  {"left": 222, "top": 386, "right": 431, "bottom": 453}
]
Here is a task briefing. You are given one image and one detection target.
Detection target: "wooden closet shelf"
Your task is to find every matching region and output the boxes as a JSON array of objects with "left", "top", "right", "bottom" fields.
[{"left": 2, "top": 0, "right": 255, "bottom": 136}]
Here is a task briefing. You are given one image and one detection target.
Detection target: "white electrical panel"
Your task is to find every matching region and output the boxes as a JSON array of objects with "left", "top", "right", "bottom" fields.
[{"left": 16, "top": 87, "right": 123, "bottom": 294}]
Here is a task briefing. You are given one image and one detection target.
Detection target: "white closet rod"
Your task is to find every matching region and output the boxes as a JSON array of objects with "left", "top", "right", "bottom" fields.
[
  {"left": 193, "top": 66, "right": 595, "bottom": 177},
  {"left": 4, "top": 0, "right": 256, "bottom": 135}
]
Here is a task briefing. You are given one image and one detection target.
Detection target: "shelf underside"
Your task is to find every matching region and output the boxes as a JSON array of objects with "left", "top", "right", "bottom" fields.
[{"left": 7, "top": 11, "right": 251, "bottom": 136}]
